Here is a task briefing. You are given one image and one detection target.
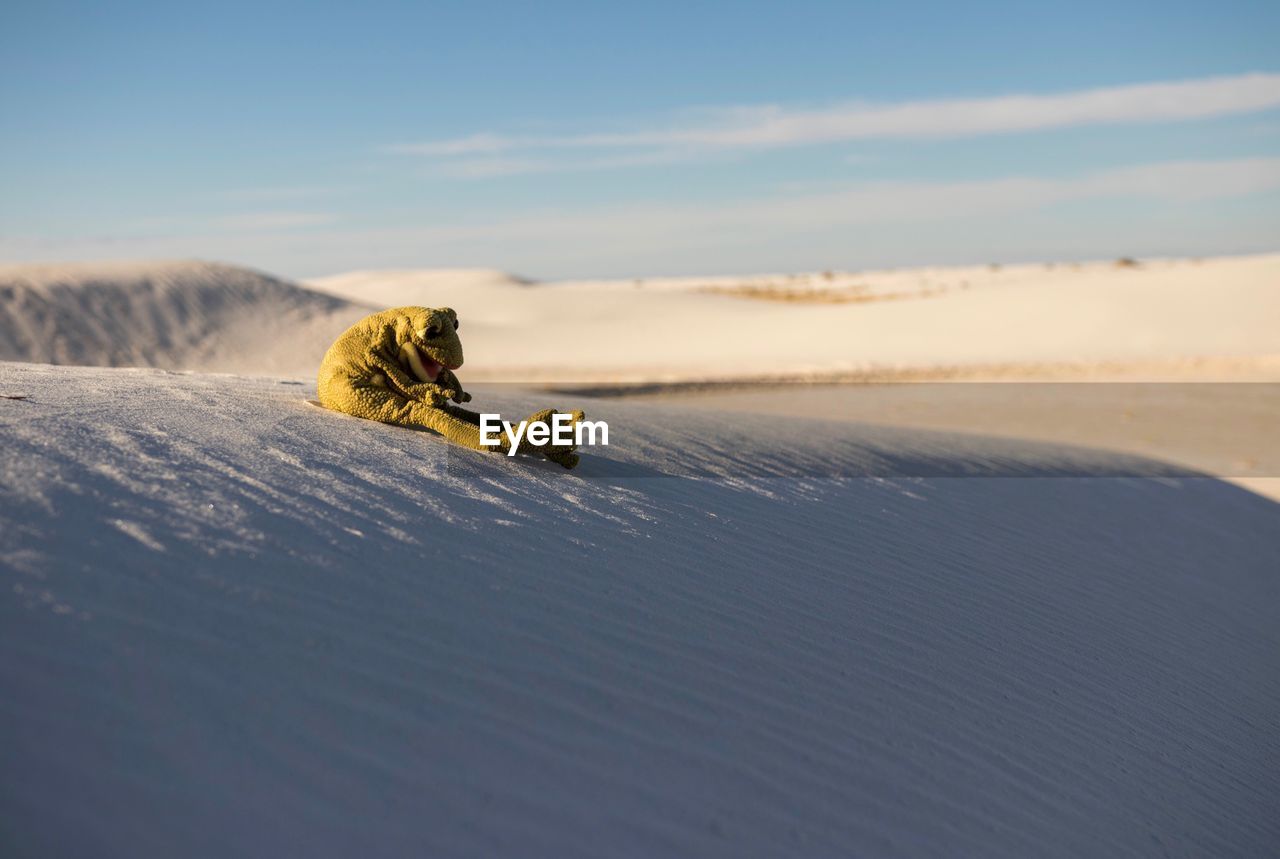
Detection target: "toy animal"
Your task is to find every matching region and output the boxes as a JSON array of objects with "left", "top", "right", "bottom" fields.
[{"left": 318, "top": 306, "right": 584, "bottom": 468}]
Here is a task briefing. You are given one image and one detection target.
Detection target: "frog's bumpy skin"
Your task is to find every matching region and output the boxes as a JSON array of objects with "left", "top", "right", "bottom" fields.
[{"left": 317, "top": 306, "right": 584, "bottom": 468}]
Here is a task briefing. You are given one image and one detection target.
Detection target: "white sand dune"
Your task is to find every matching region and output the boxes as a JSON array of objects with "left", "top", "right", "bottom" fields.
[
  {"left": 0, "top": 260, "right": 371, "bottom": 376},
  {"left": 3, "top": 254, "right": 1275, "bottom": 383},
  {"left": 309, "top": 254, "right": 1280, "bottom": 382},
  {"left": 2, "top": 361, "right": 1277, "bottom": 857}
]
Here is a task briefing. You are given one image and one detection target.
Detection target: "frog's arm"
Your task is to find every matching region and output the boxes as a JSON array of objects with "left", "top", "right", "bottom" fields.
[
  {"left": 436, "top": 368, "right": 472, "bottom": 404},
  {"left": 363, "top": 344, "right": 470, "bottom": 405},
  {"left": 364, "top": 348, "right": 447, "bottom": 404}
]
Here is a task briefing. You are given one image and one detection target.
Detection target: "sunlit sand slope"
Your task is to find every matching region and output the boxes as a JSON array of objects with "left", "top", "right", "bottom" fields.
[{"left": 2, "top": 362, "right": 1277, "bottom": 857}]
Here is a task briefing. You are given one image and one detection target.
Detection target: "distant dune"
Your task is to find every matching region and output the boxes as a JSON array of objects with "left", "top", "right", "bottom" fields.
[
  {"left": 2, "top": 254, "right": 1277, "bottom": 383},
  {"left": 0, "top": 260, "right": 370, "bottom": 376},
  {"left": 310, "top": 254, "right": 1280, "bottom": 383},
  {"left": 306, "top": 267, "right": 535, "bottom": 305}
]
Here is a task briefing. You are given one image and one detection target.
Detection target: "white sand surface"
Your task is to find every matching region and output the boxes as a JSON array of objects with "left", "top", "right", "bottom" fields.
[
  {"left": 2, "top": 361, "right": 1278, "bottom": 856},
  {"left": 629, "top": 382, "right": 1280, "bottom": 498}
]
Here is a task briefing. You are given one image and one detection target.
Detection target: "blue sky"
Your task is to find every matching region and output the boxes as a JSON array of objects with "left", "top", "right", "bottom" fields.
[{"left": 2, "top": 0, "right": 1278, "bottom": 278}]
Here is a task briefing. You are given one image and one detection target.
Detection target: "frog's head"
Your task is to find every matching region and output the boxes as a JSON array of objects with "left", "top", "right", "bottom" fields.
[{"left": 391, "top": 306, "right": 463, "bottom": 383}]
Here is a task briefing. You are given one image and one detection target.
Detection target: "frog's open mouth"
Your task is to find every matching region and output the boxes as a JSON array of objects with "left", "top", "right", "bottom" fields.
[{"left": 400, "top": 342, "right": 450, "bottom": 382}]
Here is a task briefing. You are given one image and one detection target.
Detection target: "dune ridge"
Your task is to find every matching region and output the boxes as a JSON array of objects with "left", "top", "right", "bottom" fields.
[{"left": 0, "top": 260, "right": 370, "bottom": 376}]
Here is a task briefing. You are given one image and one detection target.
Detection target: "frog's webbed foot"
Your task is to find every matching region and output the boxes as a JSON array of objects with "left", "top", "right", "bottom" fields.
[{"left": 523, "top": 407, "right": 585, "bottom": 469}]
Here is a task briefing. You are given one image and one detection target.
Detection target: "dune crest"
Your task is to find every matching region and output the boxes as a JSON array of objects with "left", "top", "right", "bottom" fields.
[{"left": 0, "top": 260, "right": 370, "bottom": 376}]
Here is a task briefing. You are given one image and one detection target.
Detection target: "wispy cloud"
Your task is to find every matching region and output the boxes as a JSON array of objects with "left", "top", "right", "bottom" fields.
[
  {"left": 387, "top": 73, "right": 1280, "bottom": 176},
  {"left": 399, "top": 157, "right": 1280, "bottom": 244},
  {"left": 7, "top": 157, "right": 1277, "bottom": 276}
]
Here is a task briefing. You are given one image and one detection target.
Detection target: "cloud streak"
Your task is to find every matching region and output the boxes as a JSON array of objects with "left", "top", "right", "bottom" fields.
[
  {"left": 6, "top": 157, "right": 1277, "bottom": 276},
  {"left": 397, "top": 157, "right": 1280, "bottom": 246},
  {"left": 388, "top": 73, "right": 1280, "bottom": 176}
]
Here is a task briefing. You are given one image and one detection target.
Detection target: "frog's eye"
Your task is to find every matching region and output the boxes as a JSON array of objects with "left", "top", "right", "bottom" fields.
[
  {"left": 421, "top": 325, "right": 440, "bottom": 340},
  {"left": 453, "top": 319, "right": 460, "bottom": 331}
]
